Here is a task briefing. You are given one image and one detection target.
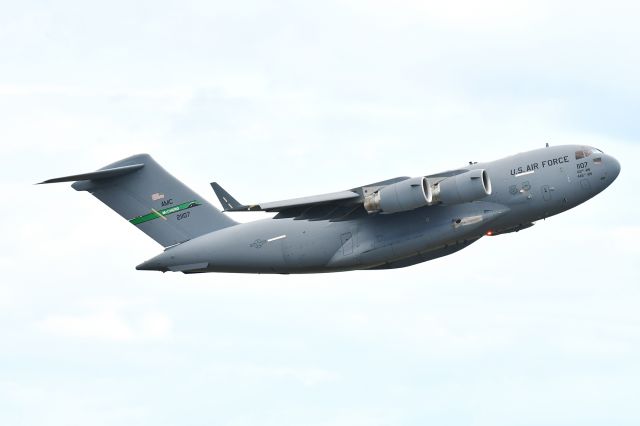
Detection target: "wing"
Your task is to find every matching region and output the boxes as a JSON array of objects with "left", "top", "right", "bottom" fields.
[
  {"left": 210, "top": 170, "right": 475, "bottom": 221},
  {"left": 211, "top": 183, "right": 361, "bottom": 212},
  {"left": 211, "top": 175, "right": 416, "bottom": 212},
  {"left": 210, "top": 177, "right": 412, "bottom": 221}
]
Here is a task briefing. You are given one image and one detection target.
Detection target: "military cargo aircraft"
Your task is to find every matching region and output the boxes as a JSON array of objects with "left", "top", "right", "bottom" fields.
[{"left": 40, "top": 145, "right": 620, "bottom": 274}]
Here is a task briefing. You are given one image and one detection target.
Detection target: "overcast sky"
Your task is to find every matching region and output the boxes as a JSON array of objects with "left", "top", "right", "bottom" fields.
[{"left": 1, "top": 1, "right": 639, "bottom": 425}]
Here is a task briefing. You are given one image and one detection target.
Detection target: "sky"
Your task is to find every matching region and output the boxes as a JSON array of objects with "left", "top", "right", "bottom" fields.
[{"left": 1, "top": 0, "right": 639, "bottom": 425}]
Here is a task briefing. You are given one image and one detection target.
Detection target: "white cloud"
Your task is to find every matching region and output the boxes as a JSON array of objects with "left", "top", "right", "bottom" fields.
[
  {"left": 37, "top": 311, "right": 172, "bottom": 342},
  {"left": 240, "top": 365, "right": 340, "bottom": 387},
  {"left": 38, "top": 311, "right": 135, "bottom": 341},
  {"left": 138, "top": 312, "right": 173, "bottom": 340},
  {"left": 345, "top": 0, "right": 546, "bottom": 31}
]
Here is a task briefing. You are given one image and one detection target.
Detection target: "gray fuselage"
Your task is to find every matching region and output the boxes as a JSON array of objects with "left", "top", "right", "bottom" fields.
[{"left": 137, "top": 145, "right": 620, "bottom": 274}]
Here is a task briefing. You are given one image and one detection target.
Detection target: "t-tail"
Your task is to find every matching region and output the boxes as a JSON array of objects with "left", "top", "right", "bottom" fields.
[{"left": 38, "top": 154, "right": 237, "bottom": 247}]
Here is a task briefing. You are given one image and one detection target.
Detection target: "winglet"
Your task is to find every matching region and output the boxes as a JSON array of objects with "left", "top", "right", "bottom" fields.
[{"left": 211, "top": 182, "right": 250, "bottom": 211}]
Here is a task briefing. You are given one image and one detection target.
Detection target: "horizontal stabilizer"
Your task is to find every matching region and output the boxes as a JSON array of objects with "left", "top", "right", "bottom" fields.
[{"left": 37, "top": 163, "right": 144, "bottom": 184}]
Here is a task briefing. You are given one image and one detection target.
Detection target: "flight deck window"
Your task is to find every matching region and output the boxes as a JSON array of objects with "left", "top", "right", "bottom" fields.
[
  {"left": 576, "top": 148, "right": 602, "bottom": 159},
  {"left": 575, "top": 150, "right": 592, "bottom": 160}
]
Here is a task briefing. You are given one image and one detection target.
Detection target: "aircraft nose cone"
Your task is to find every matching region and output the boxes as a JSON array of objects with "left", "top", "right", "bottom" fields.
[{"left": 609, "top": 155, "right": 621, "bottom": 181}]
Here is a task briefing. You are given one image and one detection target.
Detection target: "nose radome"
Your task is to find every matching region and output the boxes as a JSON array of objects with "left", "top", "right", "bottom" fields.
[{"left": 608, "top": 154, "right": 621, "bottom": 181}]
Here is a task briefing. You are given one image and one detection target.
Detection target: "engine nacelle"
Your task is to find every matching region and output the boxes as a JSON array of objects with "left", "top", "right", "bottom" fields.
[
  {"left": 364, "top": 176, "right": 432, "bottom": 214},
  {"left": 432, "top": 169, "right": 492, "bottom": 204}
]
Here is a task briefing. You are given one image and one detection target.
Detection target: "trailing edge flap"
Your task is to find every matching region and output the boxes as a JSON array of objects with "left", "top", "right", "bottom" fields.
[
  {"left": 38, "top": 164, "right": 144, "bottom": 185},
  {"left": 211, "top": 182, "right": 361, "bottom": 212}
]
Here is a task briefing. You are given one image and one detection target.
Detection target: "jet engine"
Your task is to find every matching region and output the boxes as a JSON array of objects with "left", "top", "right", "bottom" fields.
[
  {"left": 431, "top": 169, "right": 492, "bottom": 204},
  {"left": 363, "top": 170, "right": 491, "bottom": 214},
  {"left": 364, "top": 176, "right": 432, "bottom": 214}
]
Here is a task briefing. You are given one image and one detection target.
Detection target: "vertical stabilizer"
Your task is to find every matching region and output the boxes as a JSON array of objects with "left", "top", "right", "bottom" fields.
[{"left": 40, "top": 154, "right": 236, "bottom": 247}]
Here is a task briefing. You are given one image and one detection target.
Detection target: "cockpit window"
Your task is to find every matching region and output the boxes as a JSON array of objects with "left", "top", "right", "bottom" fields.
[{"left": 575, "top": 148, "right": 600, "bottom": 159}]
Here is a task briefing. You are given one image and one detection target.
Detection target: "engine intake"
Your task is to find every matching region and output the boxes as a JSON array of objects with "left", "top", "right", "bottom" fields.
[
  {"left": 432, "top": 169, "right": 491, "bottom": 204},
  {"left": 364, "top": 177, "right": 432, "bottom": 214}
]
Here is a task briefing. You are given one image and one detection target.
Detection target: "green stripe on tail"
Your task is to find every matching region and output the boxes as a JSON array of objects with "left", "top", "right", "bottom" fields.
[{"left": 130, "top": 200, "right": 201, "bottom": 225}]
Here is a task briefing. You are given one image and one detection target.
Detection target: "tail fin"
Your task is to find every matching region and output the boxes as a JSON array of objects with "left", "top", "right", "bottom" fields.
[{"left": 39, "top": 154, "right": 236, "bottom": 247}]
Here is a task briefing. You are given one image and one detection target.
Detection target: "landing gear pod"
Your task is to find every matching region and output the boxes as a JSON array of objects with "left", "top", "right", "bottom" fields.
[
  {"left": 432, "top": 169, "right": 492, "bottom": 204},
  {"left": 364, "top": 176, "right": 432, "bottom": 214}
]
